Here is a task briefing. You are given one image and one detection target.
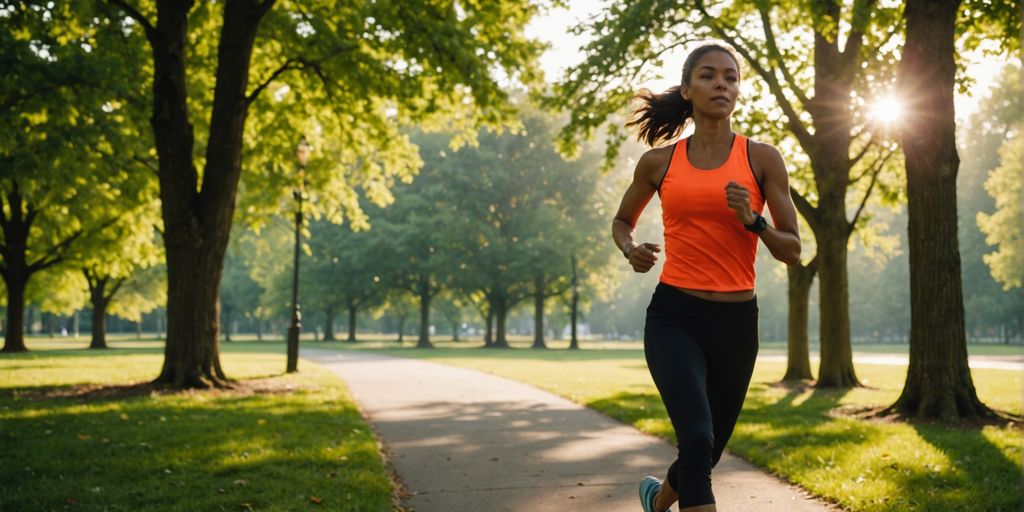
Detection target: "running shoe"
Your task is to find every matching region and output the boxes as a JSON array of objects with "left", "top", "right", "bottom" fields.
[{"left": 639, "top": 475, "right": 665, "bottom": 512}]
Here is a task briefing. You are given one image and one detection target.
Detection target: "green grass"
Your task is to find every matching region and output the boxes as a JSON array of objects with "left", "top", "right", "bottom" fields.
[
  {"left": 340, "top": 344, "right": 1023, "bottom": 512},
  {"left": 0, "top": 340, "right": 395, "bottom": 512}
]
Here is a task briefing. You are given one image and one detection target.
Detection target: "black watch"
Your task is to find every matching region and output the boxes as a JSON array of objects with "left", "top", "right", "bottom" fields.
[{"left": 744, "top": 212, "right": 768, "bottom": 233}]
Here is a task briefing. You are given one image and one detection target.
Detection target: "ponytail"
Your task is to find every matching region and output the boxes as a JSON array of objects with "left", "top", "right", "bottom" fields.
[
  {"left": 626, "top": 86, "right": 693, "bottom": 147},
  {"left": 626, "top": 43, "right": 740, "bottom": 148}
]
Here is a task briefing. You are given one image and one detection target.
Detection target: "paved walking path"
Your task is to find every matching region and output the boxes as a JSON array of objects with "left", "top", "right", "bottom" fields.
[{"left": 302, "top": 348, "right": 843, "bottom": 512}]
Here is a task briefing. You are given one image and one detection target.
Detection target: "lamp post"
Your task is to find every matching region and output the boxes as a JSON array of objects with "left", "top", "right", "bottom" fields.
[{"left": 286, "top": 137, "right": 313, "bottom": 373}]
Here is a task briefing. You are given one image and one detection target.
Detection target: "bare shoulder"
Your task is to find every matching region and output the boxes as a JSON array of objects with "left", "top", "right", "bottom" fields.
[
  {"left": 635, "top": 144, "right": 676, "bottom": 188},
  {"left": 747, "top": 139, "right": 787, "bottom": 181}
]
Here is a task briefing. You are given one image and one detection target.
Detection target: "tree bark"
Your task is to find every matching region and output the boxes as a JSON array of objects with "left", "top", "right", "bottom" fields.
[
  {"left": 347, "top": 303, "right": 357, "bottom": 342},
  {"left": 814, "top": 229, "right": 860, "bottom": 387},
  {"left": 397, "top": 315, "right": 405, "bottom": 343},
  {"left": 0, "top": 185, "right": 33, "bottom": 352},
  {"left": 1, "top": 274, "right": 28, "bottom": 352},
  {"left": 531, "top": 274, "right": 546, "bottom": 349},
  {"left": 416, "top": 282, "right": 434, "bottom": 348},
  {"left": 886, "top": 0, "right": 994, "bottom": 421},
  {"left": 147, "top": 0, "right": 272, "bottom": 388},
  {"left": 783, "top": 259, "right": 817, "bottom": 381},
  {"left": 484, "top": 304, "right": 494, "bottom": 347},
  {"left": 492, "top": 294, "right": 510, "bottom": 348},
  {"left": 569, "top": 254, "right": 579, "bottom": 350},
  {"left": 323, "top": 304, "right": 335, "bottom": 341}
]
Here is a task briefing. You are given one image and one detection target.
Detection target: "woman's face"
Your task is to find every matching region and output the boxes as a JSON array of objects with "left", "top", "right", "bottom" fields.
[{"left": 681, "top": 51, "right": 740, "bottom": 118}]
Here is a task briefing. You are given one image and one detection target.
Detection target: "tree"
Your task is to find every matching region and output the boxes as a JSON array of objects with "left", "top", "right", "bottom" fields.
[
  {"left": 219, "top": 245, "right": 261, "bottom": 342},
  {"left": 97, "top": 0, "right": 543, "bottom": 386},
  {"left": 372, "top": 165, "right": 456, "bottom": 349},
  {"left": 977, "top": 133, "right": 1023, "bottom": 291},
  {"left": 544, "top": 0, "right": 905, "bottom": 387},
  {"left": 301, "top": 219, "right": 384, "bottom": 343},
  {"left": 883, "top": 0, "right": 1017, "bottom": 421},
  {"left": 1, "top": 3, "right": 151, "bottom": 352},
  {"left": 959, "top": 63, "right": 1023, "bottom": 343}
]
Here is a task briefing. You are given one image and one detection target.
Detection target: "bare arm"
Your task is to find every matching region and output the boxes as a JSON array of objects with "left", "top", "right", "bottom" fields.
[
  {"left": 748, "top": 142, "right": 802, "bottom": 265},
  {"left": 612, "top": 149, "right": 669, "bottom": 273}
]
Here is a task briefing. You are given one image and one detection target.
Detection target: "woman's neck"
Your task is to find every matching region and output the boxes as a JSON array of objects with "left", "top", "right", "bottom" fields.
[{"left": 689, "top": 119, "right": 733, "bottom": 149}]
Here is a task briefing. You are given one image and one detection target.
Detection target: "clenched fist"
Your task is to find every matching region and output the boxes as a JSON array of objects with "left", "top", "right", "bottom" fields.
[
  {"left": 725, "top": 180, "right": 755, "bottom": 226},
  {"left": 626, "top": 242, "right": 662, "bottom": 273}
]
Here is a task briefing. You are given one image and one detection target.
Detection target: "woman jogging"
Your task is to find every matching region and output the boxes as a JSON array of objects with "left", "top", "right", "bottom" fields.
[{"left": 612, "top": 43, "right": 801, "bottom": 512}]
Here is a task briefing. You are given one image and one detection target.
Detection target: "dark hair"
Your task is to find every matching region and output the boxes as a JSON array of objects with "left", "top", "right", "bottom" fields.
[{"left": 626, "top": 43, "right": 740, "bottom": 147}]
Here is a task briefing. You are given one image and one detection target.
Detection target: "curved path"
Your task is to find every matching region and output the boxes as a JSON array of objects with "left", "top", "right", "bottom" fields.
[{"left": 302, "top": 348, "right": 844, "bottom": 512}]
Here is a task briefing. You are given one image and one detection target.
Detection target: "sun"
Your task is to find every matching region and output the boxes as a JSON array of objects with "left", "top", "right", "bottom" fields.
[{"left": 870, "top": 95, "right": 904, "bottom": 125}]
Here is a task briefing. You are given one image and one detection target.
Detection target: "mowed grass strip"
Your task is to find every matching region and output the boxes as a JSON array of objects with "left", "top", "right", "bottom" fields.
[
  {"left": 351, "top": 344, "right": 1022, "bottom": 512},
  {"left": 1, "top": 340, "right": 395, "bottom": 512}
]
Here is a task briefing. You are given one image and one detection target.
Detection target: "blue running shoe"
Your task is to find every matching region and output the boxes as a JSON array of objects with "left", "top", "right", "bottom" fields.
[{"left": 639, "top": 475, "right": 663, "bottom": 512}]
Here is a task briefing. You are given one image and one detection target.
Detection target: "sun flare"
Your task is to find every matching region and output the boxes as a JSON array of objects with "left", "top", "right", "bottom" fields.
[{"left": 870, "top": 95, "right": 904, "bottom": 125}]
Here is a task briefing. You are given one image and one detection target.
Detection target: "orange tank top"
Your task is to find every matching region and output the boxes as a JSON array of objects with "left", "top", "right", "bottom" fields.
[{"left": 658, "top": 133, "right": 765, "bottom": 292}]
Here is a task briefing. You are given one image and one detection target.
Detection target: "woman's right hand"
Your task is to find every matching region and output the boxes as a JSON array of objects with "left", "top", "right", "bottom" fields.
[{"left": 626, "top": 242, "right": 662, "bottom": 273}]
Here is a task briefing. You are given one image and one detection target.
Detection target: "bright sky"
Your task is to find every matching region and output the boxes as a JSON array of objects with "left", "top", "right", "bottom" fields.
[{"left": 525, "top": 2, "right": 1011, "bottom": 123}]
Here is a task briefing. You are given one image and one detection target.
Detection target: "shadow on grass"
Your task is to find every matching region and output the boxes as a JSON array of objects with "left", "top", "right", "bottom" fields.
[
  {"left": 585, "top": 382, "right": 1021, "bottom": 511},
  {"left": 1, "top": 382, "right": 393, "bottom": 511},
  {"left": 0, "top": 373, "right": 299, "bottom": 401}
]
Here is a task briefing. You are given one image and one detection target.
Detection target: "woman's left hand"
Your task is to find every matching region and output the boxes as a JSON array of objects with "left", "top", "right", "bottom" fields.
[{"left": 725, "top": 180, "right": 755, "bottom": 225}]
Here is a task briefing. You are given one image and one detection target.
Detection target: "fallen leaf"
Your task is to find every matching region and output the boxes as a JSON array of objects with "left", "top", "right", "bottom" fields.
[
  {"left": 233, "top": 479, "right": 248, "bottom": 486},
  {"left": 309, "top": 496, "right": 322, "bottom": 505},
  {"left": 77, "top": 434, "right": 90, "bottom": 441}
]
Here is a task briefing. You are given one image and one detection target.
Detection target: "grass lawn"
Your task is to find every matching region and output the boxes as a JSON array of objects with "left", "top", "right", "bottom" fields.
[
  {"left": 0, "top": 339, "right": 396, "bottom": 512},
  {"left": 315, "top": 340, "right": 1023, "bottom": 512}
]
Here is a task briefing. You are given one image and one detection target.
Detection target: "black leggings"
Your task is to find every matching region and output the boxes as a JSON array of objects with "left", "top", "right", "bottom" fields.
[{"left": 643, "top": 282, "right": 759, "bottom": 508}]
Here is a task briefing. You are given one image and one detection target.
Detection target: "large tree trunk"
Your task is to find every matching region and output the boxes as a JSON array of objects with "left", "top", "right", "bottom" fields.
[
  {"left": 323, "top": 304, "right": 335, "bottom": 341},
  {"left": 492, "top": 294, "right": 510, "bottom": 348},
  {"left": 483, "top": 305, "right": 494, "bottom": 347},
  {"left": 814, "top": 229, "right": 860, "bottom": 387},
  {"left": 806, "top": 23, "right": 862, "bottom": 388},
  {"left": 90, "top": 292, "right": 109, "bottom": 349},
  {"left": 1, "top": 274, "right": 28, "bottom": 353},
  {"left": 783, "top": 259, "right": 817, "bottom": 381},
  {"left": 397, "top": 315, "right": 405, "bottom": 343},
  {"left": 886, "top": 0, "right": 994, "bottom": 421},
  {"left": 416, "top": 283, "right": 434, "bottom": 348},
  {"left": 0, "top": 185, "right": 33, "bottom": 352},
  {"left": 347, "top": 303, "right": 357, "bottom": 342},
  {"left": 531, "top": 274, "right": 546, "bottom": 349},
  {"left": 149, "top": 1, "right": 271, "bottom": 388}
]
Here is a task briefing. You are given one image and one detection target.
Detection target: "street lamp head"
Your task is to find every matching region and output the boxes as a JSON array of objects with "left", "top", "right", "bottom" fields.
[{"left": 296, "top": 137, "right": 313, "bottom": 167}]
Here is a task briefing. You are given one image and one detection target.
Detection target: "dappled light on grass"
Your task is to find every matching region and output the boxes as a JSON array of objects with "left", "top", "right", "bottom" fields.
[{"left": 0, "top": 350, "right": 393, "bottom": 511}]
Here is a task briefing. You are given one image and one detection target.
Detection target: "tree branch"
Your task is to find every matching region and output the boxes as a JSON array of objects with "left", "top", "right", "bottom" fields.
[
  {"left": 756, "top": 2, "right": 810, "bottom": 107},
  {"left": 105, "top": 0, "right": 157, "bottom": 46},
  {"left": 848, "top": 131, "right": 877, "bottom": 169},
  {"left": 696, "top": 2, "right": 814, "bottom": 151},
  {"left": 245, "top": 59, "right": 298, "bottom": 105},
  {"left": 105, "top": 276, "right": 127, "bottom": 302},
  {"left": 27, "top": 229, "right": 84, "bottom": 274},
  {"left": 790, "top": 186, "right": 819, "bottom": 226},
  {"left": 847, "top": 146, "right": 896, "bottom": 236},
  {"left": 841, "top": 0, "right": 877, "bottom": 70}
]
